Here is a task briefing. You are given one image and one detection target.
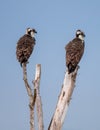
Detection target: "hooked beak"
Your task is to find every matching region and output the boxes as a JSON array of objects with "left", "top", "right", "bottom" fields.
[
  {"left": 33, "top": 29, "right": 37, "bottom": 33},
  {"left": 82, "top": 32, "right": 85, "bottom": 37}
]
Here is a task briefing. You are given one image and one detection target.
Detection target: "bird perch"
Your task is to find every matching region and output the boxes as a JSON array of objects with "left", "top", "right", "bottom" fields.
[
  {"left": 48, "top": 66, "right": 79, "bottom": 130},
  {"left": 22, "top": 63, "right": 35, "bottom": 130},
  {"left": 22, "top": 63, "right": 43, "bottom": 130},
  {"left": 22, "top": 62, "right": 79, "bottom": 130}
]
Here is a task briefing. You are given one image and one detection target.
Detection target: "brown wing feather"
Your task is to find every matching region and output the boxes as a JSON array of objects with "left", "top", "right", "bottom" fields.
[
  {"left": 65, "top": 38, "right": 84, "bottom": 73},
  {"left": 16, "top": 34, "right": 35, "bottom": 65}
]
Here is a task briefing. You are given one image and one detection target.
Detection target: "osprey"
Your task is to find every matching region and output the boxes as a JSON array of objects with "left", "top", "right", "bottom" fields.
[
  {"left": 16, "top": 28, "right": 37, "bottom": 66},
  {"left": 65, "top": 29, "right": 85, "bottom": 74}
]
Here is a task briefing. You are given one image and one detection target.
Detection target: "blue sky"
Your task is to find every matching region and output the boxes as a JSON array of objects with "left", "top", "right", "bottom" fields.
[{"left": 0, "top": 0, "right": 100, "bottom": 130}]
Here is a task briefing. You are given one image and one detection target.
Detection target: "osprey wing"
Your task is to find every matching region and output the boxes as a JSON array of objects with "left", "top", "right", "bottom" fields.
[
  {"left": 16, "top": 34, "right": 35, "bottom": 65},
  {"left": 65, "top": 38, "right": 84, "bottom": 73}
]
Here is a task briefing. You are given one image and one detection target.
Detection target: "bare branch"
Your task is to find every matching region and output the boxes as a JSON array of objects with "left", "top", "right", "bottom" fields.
[
  {"left": 33, "top": 64, "right": 44, "bottom": 130},
  {"left": 48, "top": 66, "right": 79, "bottom": 130},
  {"left": 22, "top": 63, "right": 33, "bottom": 97},
  {"left": 22, "top": 63, "right": 35, "bottom": 130}
]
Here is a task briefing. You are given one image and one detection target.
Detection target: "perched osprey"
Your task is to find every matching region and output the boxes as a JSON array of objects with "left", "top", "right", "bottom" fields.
[
  {"left": 16, "top": 28, "right": 37, "bottom": 66},
  {"left": 65, "top": 30, "right": 85, "bottom": 74}
]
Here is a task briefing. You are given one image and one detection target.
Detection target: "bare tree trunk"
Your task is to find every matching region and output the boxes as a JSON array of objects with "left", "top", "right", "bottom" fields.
[{"left": 48, "top": 66, "right": 79, "bottom": 130}]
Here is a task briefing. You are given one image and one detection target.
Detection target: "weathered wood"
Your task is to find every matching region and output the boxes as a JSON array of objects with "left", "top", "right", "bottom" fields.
[
  {"left": 22, "top": 63, "right": 35, "bottom": 130},
  {"left": 33, "top": 64, "right": 44, "bottom": 130},
  {"left": 48, "top": 66, "right": 79, "bottom": 130}
]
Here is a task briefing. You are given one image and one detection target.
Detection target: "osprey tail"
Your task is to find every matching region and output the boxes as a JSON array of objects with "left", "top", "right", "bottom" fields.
[{"left": 67, "top": 63, "right": 77, "bottom": 74}]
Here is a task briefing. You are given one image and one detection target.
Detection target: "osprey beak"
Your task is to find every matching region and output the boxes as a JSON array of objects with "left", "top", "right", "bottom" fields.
[
  {"left": 82, "top": 32, "right": 85, "bottom": 37},
  {"left": 34, "top": 30, "right": 37, "bottom": 33},
  {"left": 33, "top": 29, "right": 37, "bottom": 33}
]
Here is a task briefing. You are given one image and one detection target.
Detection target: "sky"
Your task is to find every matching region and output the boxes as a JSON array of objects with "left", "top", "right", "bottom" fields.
[{"left": 0, "top": 0, "right": 100, "bottom": 130}]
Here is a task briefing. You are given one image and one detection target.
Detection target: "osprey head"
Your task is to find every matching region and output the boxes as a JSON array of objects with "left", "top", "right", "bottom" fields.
[
  {"left": 26, "top": 28, "right": 37, "bottom": 37},
  {"left": 76, "top": 29, "right": 85, "bottom": 40}
]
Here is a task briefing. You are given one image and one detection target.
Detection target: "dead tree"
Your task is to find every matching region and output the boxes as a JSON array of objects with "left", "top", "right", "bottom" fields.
[
  {"left": 21, "top": 63, "right": 78, "bottom": 130},
  {"left": 22, "top": 63, "right": 44, "bottom": 130},
  {"left": 48, "top": 66, "right": 79, "bottom": 130}
]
